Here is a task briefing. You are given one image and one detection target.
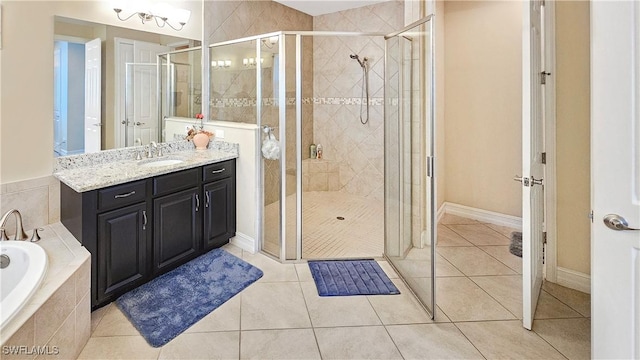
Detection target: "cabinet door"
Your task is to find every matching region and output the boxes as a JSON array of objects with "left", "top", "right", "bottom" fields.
[
  {"left": 97, "top": 202, "right": 149, "bottom": 303},
  {"left": 153, "top": 187, "right": 201, "bottom": 274},
  {"left": 203, "top": 177, "right": 236, "bottom": 250}
]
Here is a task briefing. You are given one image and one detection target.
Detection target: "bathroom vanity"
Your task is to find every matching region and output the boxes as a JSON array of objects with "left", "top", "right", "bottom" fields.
[{"left": 54, "top": 142, "right": 238, "bottom": 309}]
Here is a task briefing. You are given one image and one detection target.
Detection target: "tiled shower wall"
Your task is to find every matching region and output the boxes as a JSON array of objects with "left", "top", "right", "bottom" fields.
[
  {"left": 313, "top": 1, "right": 404, "bottom": 200},
  {"left": 205, "top": 1, "right": 313, "bottom": 206}
]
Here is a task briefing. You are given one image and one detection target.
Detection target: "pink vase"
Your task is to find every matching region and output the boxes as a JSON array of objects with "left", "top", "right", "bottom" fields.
[{"left": 193, "top": 133, "right": 210, "bottom": 150}]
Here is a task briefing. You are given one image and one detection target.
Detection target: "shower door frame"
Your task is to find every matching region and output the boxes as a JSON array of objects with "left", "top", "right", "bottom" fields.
[
  {"left": 209, "top": 31, "right": 386, "bottom": 262},
  {"left": 382, "top": 15, "right": 436, "bottom": 318},
  {"left": 288, "top": 31, "right": 386, "bottom": 261}
]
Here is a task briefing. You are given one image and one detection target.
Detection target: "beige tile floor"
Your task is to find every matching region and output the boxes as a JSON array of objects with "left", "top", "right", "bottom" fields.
[{"left": 80, "top": 215, "right": 591, "bottom": 359}]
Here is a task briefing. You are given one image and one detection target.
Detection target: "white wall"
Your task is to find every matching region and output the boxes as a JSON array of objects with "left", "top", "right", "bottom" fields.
[
  {"left": 165, "top": 118, "right": 261, "bottom": 253},
  {"left": 0, "top": 1, "right": 202, "bottom": 184}
]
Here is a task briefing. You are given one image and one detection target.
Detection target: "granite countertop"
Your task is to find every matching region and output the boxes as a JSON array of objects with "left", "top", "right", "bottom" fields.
[{"left": 53, "top": 140, "right": 239, "bottom": 192}]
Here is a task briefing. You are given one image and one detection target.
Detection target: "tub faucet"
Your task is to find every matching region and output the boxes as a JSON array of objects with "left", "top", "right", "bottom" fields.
[{"left": 0, "top": 209, "right": 28, "bottom": 241}]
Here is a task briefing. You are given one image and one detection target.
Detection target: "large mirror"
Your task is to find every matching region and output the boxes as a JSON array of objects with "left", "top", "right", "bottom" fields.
[{"left": 53, "top": 16, "right": 201, "bottom": 156}]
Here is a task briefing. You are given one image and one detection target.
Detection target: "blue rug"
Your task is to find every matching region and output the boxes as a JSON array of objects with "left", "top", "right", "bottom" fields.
[
  {"left": 116, "top": 249, "right": 262, "bottom": 347},
  {"left": 308, "top": 259, "right": 400, "bottom": 296}
]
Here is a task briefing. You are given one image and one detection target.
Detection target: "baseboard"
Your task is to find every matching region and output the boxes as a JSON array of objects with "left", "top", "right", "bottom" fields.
[
  {"left": 230, "top": 232, "right": 256, "bottom": 254},
  {"left": 442, "top": 202, "right": 523, "bottom": 229},
  {"left": 556, "top": 267, "right": 591, "bottom": 294},
  {"left": 437, "top": 202, "right": 446, "bottom": 224}
]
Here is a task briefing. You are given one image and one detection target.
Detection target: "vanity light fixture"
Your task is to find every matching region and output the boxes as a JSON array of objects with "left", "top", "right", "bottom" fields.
[
  {"left": 211, "top": 60, "right": 231, "bottom": 68},
  {"left": 242, "top": 57, "right": 264, "bottom": 67},
  {"left": 112, "top": 1, "right": 191, "bottom": 31},
  {"left": 261, "top": 36, "right": 279, "bottom": 48}
]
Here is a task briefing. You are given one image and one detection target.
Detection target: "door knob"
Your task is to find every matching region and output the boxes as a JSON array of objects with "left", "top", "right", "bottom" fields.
[
  {"left": 514, "top": 175, "right": 530, "bottom": 187},
  {"left": 603, "top": 214, "right": 639, "bottom": 231},
  {"left": 135, "top": 122, "right": 145, "bottom": 126},
  {"left": 531, "top": 177, "right": 543, "bottom": 186}
]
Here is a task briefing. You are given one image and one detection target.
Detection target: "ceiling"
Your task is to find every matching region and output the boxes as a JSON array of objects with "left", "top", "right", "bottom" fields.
[{"left": 272, "top": 0, "right": 392, "bottom": 16}]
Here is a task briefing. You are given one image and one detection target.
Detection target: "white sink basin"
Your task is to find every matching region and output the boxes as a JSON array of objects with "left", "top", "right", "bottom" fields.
[{"left": 138, "top": 158, "right": 185, "bottom": 168}]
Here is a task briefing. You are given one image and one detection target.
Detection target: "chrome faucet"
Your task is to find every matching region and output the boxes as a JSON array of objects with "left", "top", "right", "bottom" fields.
[
  {"left": 147, "top": 141, "right": 157, "bottom": 158},
  {"left": 0, "top": 209, "right": 28, "bottom": 241}
]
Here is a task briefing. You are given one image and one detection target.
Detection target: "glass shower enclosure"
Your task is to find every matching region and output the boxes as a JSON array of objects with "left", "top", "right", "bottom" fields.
[
  {"left": 384, "top": 16, "right": 436, "bottom": 316},
  {"left": 208, "top": 17, "right": 435, "bottom": 316}
]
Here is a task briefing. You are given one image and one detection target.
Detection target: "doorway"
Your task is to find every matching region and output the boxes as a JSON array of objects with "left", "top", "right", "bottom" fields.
[{"left": 53, "top": 40, "right": 86, "bottom": 157}]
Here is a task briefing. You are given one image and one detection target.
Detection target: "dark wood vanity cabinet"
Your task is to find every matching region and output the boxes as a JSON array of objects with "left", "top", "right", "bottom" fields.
[
  {"left": 97, "top": 202, "right": 150, "bottom": 303},
  {"left": 202, "top": 160, "right": 236, "bottom": 251},
  {"left": 61, "top": 159, "right": 236, "bottom": 309},
  {"left": 153, "top": 187, "right": 201, "bottom": 274}
]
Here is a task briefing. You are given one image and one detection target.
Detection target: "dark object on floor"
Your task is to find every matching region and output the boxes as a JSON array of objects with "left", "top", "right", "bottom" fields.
[
  {"left": 510, "top": 231, "right": 523, "bottom": 257},
  {"left": 116, "top": 249, "right": 263, "bottom": 347},
  {"left": 308, "top": 259, "right": 400, "bottom": 296}
]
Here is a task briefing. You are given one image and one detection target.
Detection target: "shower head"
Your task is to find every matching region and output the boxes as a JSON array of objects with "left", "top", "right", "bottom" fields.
[{"left": 350, "top": 54, "right": 367, "bottom": 69}]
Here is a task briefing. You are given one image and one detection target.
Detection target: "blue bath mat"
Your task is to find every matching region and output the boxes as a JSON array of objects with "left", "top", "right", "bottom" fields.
[
  {"left": 116, "top": 249, "right": 262, "bottom": 347},
  {"left": 308, "top": 259, "right": 400, "bottom": 296}
]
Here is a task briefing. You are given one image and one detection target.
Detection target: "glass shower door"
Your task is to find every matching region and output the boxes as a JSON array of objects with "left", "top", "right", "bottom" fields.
[{"left": 384, "top": 16, "right": 436, "bottom": 317}]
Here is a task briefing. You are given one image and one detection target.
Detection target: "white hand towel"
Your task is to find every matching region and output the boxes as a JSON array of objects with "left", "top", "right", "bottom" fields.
[{"left": 261, "top": 133, "right": 281, "bottom": 160}]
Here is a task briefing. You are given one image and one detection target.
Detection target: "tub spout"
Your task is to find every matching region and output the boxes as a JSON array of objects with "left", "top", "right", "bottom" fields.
[{"left": 0, "top": 209, "right": 29, "bottom": 240}]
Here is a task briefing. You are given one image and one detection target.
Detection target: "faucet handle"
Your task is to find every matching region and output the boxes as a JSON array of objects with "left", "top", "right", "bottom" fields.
[
  {"left": 30, "top": 228, "right": 43, "bottom": 242},
  {"left": 157, "top": 147, "right": 164, "bottom": 157},
  {"left": 0, "top": 229, "right": 8, "bottom": 241}
]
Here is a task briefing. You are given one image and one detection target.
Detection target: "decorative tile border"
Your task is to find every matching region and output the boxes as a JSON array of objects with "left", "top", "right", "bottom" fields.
[{"left": 209, "top": 97, "right": 384, "bottom": 107}]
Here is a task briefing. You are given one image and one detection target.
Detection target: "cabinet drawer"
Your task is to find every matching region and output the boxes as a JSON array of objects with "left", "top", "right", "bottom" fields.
[
  {"left": 203, "top": 160, "right": 235, "bottom": 183},
  {"left": 98, "top": 180, "right": 147, "bottom": 211},
  {"left": 153, "top": 168, "right": 199, "bottom": 197}
]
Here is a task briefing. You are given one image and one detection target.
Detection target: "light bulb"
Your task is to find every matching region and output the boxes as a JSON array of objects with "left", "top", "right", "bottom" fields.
[
  {"left": 174, "top": 8, "right": 191, "bottom": 24},
  {"left": 151, "top": 2, "right": 171, "bottom": 18}
]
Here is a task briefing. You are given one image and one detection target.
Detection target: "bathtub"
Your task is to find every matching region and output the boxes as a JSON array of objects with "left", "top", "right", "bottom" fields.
[{"left": 0, "top": 241, "right": 47, "bottom": 328}]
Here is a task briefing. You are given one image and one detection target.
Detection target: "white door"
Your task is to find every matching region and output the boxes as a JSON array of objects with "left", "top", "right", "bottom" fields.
[
  {"left": 116, "top": 39, "right": 168, "bottom": 147},
  {"left": 53, "top": 42, "right": 63, "bottom": 155},
  {"left": 84, "top": 38, "right": 102, "bottom": 153},
  {"left": 591, "top": 1, "right": 640, "bottom": 358},
  {"left": 520, "top": 0, "right": 545, "bottom": 331}
]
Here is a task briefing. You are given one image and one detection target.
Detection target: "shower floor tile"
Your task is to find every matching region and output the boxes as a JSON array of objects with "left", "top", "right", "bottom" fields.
[{"left": 263, "top": 191, "right": 384, "bottom": 259}]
